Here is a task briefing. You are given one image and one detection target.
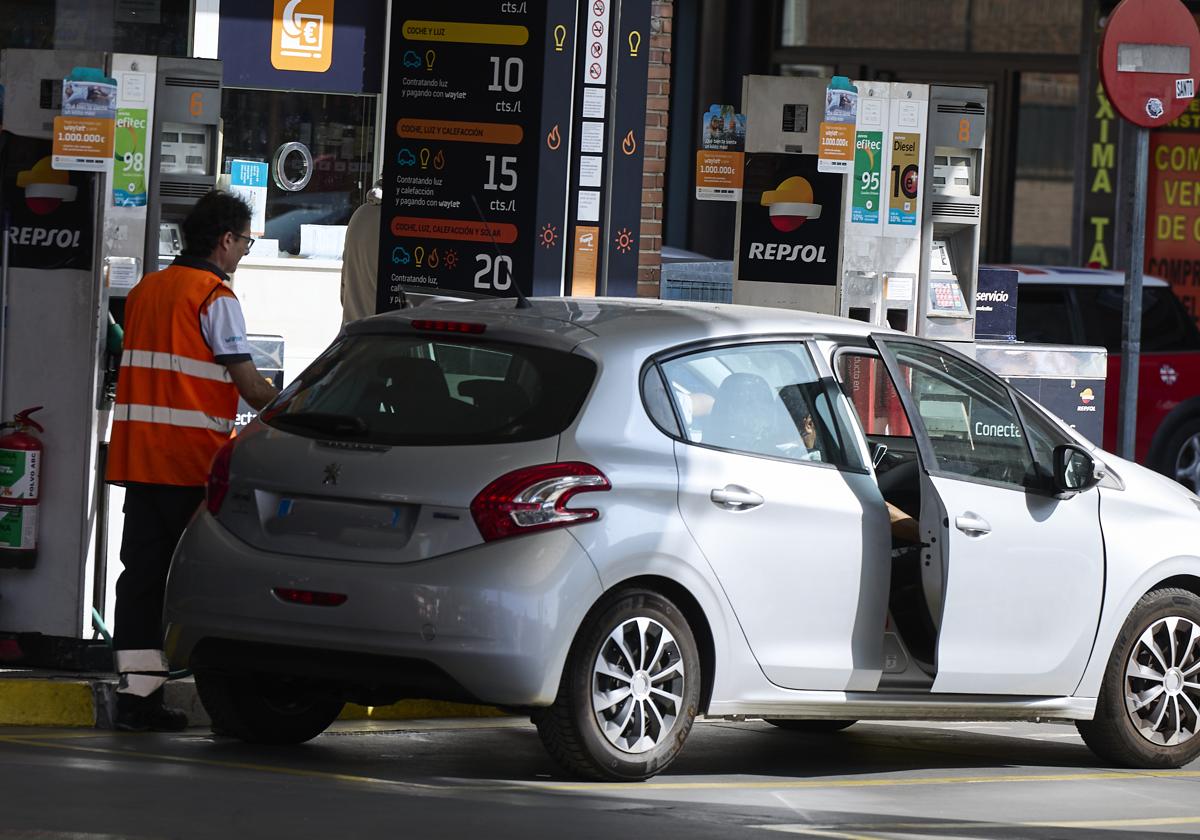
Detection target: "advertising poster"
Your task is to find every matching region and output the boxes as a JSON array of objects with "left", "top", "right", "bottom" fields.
[
  {"left": 53, "top": 69, "right": 117, "bottom": 172},
  {"left": 2, "top": 135, "right": 94, "bottom": 271},
  {"left": 696, "top": 103, "right": 746, "bottom": 201},
  {"left": 601, "top": 0, "right": 652, "bottom": 298},
  {"left": 737, "top": 153, "right": 843, "bottom": 286},
  {"left": 888, "top": 131, "right": 921, "bottom": 228},
  {"left": 112, "top": 107, "right": 148, "bottom": 207},
  {"left": 817, "top": 78, "right": 857, "bottom": 175},
  {"left": 1146, "top": 131, "right": 1200, "bottom": 319},
  {"left": 229, "top": 159, "right": 270, "bottom": 236},
  {"left": 851, "top": 130, "right": 883, "bottom": 224},
  {"left": 378, "top": 2, "right": 575, "bottom": 310}
]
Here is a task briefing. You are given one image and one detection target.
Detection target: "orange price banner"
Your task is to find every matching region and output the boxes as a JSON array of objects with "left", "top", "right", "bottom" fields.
[
  {"left": 52, "top": 116, "right": 114, "bottom": 172},
  {"left": 390, "top": 216, "right": 519, "bottom": 243},
  {"left": 695, "top": 150, "right": 745, "bottom": 201}
]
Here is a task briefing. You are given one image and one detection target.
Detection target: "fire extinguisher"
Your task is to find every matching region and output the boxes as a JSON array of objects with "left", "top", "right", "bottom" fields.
[{"left": 0, "top": 407, "right": 44, "bottom": 569}]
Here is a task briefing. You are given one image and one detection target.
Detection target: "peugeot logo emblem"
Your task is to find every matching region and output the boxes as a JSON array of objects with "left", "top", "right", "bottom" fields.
[{"left": 323, "top": 463, "right": 341, "bottom": 486}]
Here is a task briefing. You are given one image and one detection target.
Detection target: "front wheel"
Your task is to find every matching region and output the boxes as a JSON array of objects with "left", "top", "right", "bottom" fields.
[
  {"left": 194, "top": 669, "right": 345, "bottom": 745},
  {"left": 536, "top": 590, "right": 702, "bottom": 781},
  {"left": 1076, "top": 588, "right": 1200, "bottom": 768},
  {"left": 1156, "top": 416, "right": 1200, "bottom": 492}
]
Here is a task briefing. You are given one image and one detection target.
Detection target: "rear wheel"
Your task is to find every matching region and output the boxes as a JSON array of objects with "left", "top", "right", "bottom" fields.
[
  {"left": 536, "top": 589, "right": 701, "bottom": 781},
  {"left": 1076, "top": 588, "right": 1200, "bottom": 768},
  {"left": 194, "top": 669, "right": 344, "bottom": 745},
  {"left": 763, "top": 719, "right": 857, "bottom": 733}
]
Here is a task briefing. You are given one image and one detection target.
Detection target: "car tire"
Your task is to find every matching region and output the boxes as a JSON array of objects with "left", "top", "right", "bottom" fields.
[
  {"left": 194, "top": 669, "right": 344, "bottom": 745},
  {"left": 536, "top": 589, "right": 702, "bottom": 781},
  {"left": 763, "top": 719, "right": 857, "bottom": 733},
  {"left": 1076, "top": 588, "right": 1200, "bottom": 769},
  {"left": 1155, "top": 416, "right": 1200, "bottom": 493}
]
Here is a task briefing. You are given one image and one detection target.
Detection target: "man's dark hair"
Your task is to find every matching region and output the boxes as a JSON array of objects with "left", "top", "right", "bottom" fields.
[{"left": 181, "top": 190, "right": 252, "bottom": 257}]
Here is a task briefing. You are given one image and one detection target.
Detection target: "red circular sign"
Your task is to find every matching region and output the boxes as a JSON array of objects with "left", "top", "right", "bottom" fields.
[{"left": 1100, "top": 0, "right": 1200, "bottom": 127}]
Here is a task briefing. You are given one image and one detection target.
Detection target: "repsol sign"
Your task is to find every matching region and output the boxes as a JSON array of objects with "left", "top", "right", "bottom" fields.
[
  {"left": 6, "top": 227, "right": 83, "bottom": 248},
  {"left": 745, "top": 243, "right": 829, "bottom": 263}
]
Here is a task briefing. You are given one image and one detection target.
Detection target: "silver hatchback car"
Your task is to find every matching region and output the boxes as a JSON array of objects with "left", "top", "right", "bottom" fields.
[{"left": 165, "top": 298, "right": 1200, "bottom": 780}]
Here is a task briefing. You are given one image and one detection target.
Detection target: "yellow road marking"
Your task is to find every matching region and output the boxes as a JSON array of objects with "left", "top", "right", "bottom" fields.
[
  {"left": 759, "top": 815, "right": 1200, "bottom": 835},
  {"left": 0, "top": 681, "right": 93, "bottom": 727},
  {"left": 1, "top": 733, "right": 1198, "bottom": 797},
  {"left": 527, "top": 768, "right": 1200, "bottom": 792},
  {"left": 0, "top": 735, "right": 442, "bottom": 792}
]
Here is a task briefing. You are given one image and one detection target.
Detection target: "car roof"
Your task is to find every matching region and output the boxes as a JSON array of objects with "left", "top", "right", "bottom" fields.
[
  {"left": 989, "top": 264, "right": 1169, "bottom": 288},
  {"left": 354, "top": 296, "right": 888, "bottom": 348}
]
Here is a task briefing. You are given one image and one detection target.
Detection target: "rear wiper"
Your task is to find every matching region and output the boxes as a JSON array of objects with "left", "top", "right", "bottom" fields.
[{"left": 269, "top": 412, "right": 368, "bottom": 436}]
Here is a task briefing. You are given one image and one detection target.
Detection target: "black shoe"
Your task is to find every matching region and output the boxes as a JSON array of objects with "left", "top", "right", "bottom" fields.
[{"left": 115, "top": 695, "right": 189, "bottom": 733}]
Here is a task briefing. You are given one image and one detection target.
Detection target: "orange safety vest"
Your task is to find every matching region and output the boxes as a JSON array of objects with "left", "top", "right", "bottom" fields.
[{"left": 107, "top": 260, "right": 241, "bottom": 487}]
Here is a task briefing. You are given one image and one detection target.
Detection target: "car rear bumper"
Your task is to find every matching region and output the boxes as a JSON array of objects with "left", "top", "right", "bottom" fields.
[{"left": 163, "top": 510, "right": 605, "bottom": 707}]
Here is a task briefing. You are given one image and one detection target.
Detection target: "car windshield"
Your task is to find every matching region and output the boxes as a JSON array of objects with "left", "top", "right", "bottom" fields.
[{"left": 262, "top": 334, "right": 597, "bottom": 446}]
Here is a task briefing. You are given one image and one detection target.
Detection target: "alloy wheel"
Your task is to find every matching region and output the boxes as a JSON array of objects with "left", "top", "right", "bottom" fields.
[
  {"left": 1124, "top": 616, "right": 1200, "bottom": 747},
  {"left": 1173, "top": 432, "right": 1200, "bottom": 492},
  {"left": 591, "top": 616, "right": 686, "bottom": 754}
]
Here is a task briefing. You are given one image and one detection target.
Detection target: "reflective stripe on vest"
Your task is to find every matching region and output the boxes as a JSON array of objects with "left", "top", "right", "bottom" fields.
[
  {"left": 121, "top": 349, "right": 232, "bottom": 384},
  {"left": 113, "top": 403, "right": 235, "bottom": 434}
]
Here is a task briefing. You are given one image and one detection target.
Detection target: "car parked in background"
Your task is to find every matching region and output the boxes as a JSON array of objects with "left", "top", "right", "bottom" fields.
[
  {"left": 1013, "top": 265, "right": 1200, "bottom": 491},
  {"left": 166, "top": 298, "right": 1200, "bottom": 781}
]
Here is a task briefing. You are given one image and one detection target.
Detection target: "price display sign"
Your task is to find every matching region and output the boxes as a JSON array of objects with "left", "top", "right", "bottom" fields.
[{"left": 378, "top": 3, "right": 574, "bottom": 310}]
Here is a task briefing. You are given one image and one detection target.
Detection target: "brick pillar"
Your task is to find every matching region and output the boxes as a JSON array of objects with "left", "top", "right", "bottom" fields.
[{"left": 639, "top": 0, "right": 673, "bottom": 297}]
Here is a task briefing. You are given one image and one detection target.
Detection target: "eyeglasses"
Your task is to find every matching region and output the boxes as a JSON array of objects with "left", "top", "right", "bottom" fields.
[{"left": 232, "top": 232, "right": 256, "bottom": 249}]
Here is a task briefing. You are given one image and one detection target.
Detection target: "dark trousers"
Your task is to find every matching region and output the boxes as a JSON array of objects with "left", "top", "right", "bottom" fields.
[{"left": 113, "top": 483, "right": 205, "bottom": 652}]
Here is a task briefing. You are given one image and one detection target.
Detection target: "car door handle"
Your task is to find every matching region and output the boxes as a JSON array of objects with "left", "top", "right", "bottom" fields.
[
  {"left": 955, "top": 512, "right": 992, "bottom": 536},
  {"left": 710, "top": 485, "right": 764, "bottom": 510}
]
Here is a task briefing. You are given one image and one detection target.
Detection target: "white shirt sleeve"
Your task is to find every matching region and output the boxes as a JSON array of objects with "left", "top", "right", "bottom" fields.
[{"left": 201, "top": 295, "right": 253, "bottom": 360}]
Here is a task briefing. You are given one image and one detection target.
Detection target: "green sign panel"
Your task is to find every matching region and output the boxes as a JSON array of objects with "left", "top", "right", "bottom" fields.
[
  {"left": 0, "top": 449, "right": 27, "bottom": 490},
  {"left": 0, "top": 506, "right": 34, "bottom": 550},
  {"left": 851, "top": 131, "right": 883, "bottom": 225},
  {"left": 113, "top": 107, "right": 149, "bottom": 207}
]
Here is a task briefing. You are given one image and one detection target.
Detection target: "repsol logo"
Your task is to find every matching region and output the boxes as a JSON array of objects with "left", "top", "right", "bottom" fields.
[
  {"left": 977, "top": 290, "right": 1010, "bottom": 303},
  {"left": 747, "top": 243, "right": 828, "bottom": 262},
  {"left": 6, "top": 227, "right": 82, "bottom": 248}
]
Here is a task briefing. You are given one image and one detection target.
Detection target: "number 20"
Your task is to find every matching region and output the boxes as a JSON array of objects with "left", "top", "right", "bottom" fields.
[{"left": 474, "top": 254, "right": 513, "bottom": 291}]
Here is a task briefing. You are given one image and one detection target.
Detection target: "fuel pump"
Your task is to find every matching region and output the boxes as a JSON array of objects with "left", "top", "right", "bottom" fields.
[{"left": 917, "top": 85, "right": 988, "bottom": 343}]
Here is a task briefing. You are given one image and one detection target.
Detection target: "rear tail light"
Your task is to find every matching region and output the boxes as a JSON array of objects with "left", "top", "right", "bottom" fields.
[
  {"left": 471, "top": 462, "right": 611, "bottom": 542},
  {"left": 206, "top": 438, "right": 238, "bottom": 515},
  {"left": 411, "top": 319, "right": 486, "bottom": 334},
  {"left": 273, "top": 588, "right": 348, "bottom": 607}
]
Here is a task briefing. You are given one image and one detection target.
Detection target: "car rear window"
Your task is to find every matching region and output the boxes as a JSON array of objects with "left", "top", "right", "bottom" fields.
[{"left": 262, "top": 334, "right": 597, "bottom": 446}]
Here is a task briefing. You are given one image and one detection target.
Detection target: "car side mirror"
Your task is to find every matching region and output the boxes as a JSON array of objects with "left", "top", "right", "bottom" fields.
[{"left": 1053, "top": 444, "right": 1100, "bottom": 496}]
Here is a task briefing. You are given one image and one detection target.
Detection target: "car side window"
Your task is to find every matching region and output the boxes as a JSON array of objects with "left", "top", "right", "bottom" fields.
[
  {"left": 641, "top": 365, "right": 682, "bottom": 437},
  {"left": 1014, "top": 391, "right": 1072, "bottom": 488},
  {"left": 1077, "top": 286, "right": 1200, "bottom": 352},
  {"left": 1015, "top": 285, "right": 1075, "bottom": 344},
  {"left": 660, "top": 342, "right": 864, "bottom": 470},
  {"left": 888, "top": 343, "right": 1035, "bottom": 488}
]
